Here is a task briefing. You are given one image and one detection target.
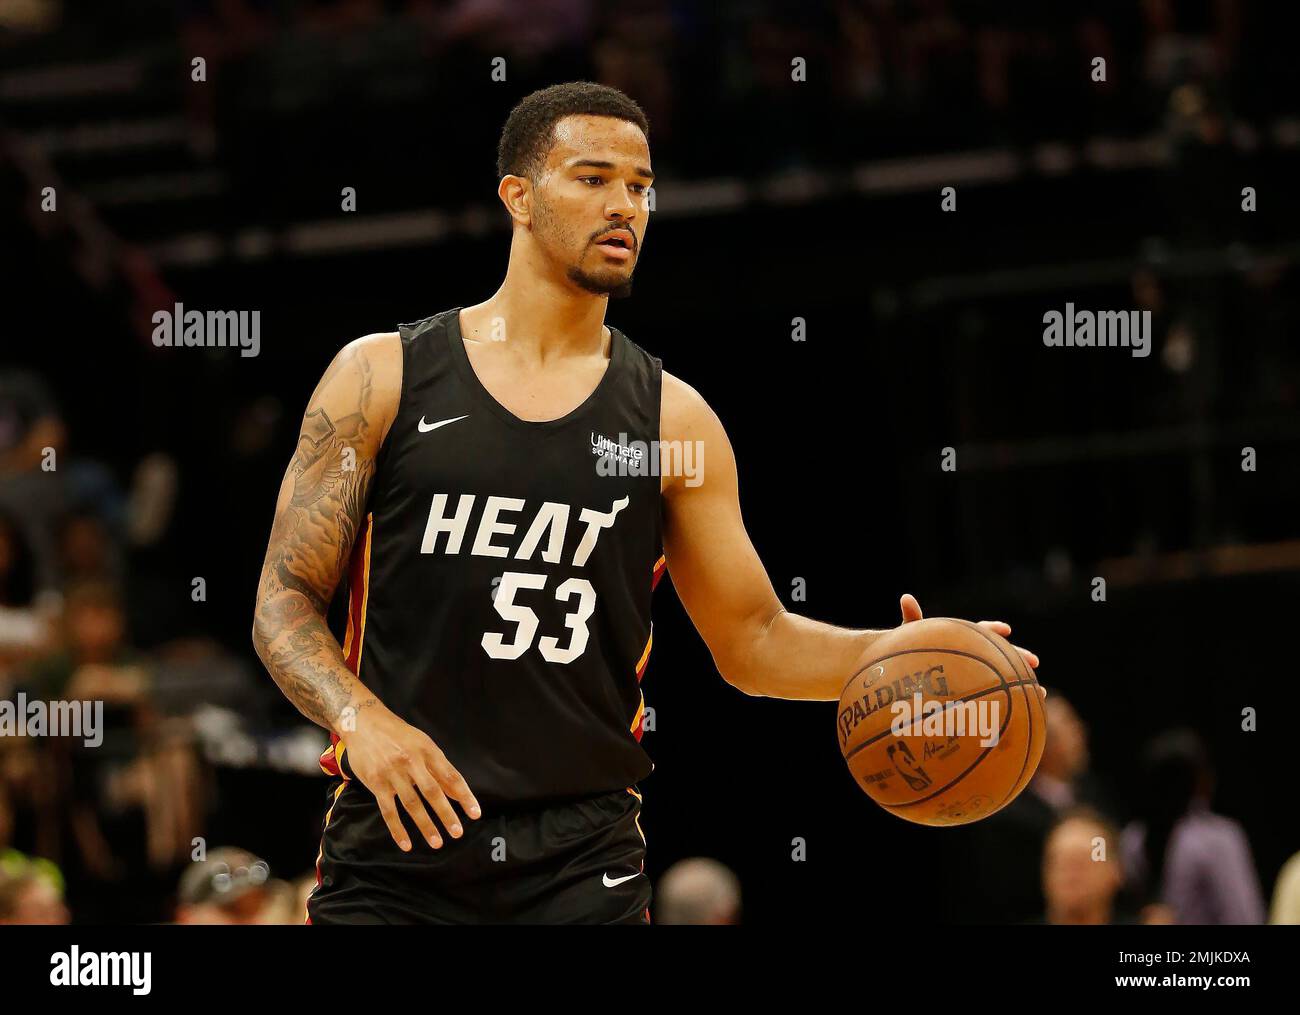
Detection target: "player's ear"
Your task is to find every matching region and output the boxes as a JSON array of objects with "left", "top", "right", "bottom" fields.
[{"left": 498, "top": 174, "right": 532, "bottom": 227}]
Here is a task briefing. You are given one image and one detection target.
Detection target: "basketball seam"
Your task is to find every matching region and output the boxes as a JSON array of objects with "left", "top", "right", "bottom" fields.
[
  {"left": 841, "top": 645, "right": 1011, "bottom": 703},
  {"left": 947, "top": 618, "right": 1041, "bottom": 816},
  {"left": 865, "top": 680, "right": 1028, "bottom": 740},
  {"left": 842, "top": 676, "right": 1030, "bottom": 760},
  {"left": 837, "top": 629, "right": 1018, "bottom": 701}
]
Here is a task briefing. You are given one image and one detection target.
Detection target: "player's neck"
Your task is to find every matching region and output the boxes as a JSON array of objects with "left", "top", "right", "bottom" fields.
[{"left": 463, "top": 264, "right": 611, "bottom": 366}]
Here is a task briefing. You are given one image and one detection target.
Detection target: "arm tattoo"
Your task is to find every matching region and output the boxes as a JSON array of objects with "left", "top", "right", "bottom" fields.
[{"left": 252, "top": 345, "right": 381, "bottom": 730}]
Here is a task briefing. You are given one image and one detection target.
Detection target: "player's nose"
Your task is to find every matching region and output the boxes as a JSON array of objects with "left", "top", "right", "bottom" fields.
[{"left": 606, "top": 186, "right": 637, "bottom": 219}]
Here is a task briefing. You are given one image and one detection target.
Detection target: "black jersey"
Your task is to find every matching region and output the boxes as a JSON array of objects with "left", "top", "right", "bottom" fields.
[{"left": 319, "top": 307, "right": 666, "bottom": 809}]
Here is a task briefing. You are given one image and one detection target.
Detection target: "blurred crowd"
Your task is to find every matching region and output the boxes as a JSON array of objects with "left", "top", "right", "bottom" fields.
[
  {"left": 647, "top": 701, "right": 1300, "bottom": 927},
  {"left": 965, "top": 690, "right": 1299, "bottom": 926},
  {"left": 4, "top": 1, "right": 1287, "bottom": 191},
  {"left": 171, "top": 0, "right": 1287, "bottom": 173},
  {"left": 0, "top": 368, "right": 324, "bottom": 924}
]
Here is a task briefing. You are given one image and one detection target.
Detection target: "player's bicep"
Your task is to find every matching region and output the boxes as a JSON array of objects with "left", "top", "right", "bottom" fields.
[
  {"left": 256, "top": 335, "right": 396, "bottom": 614},
  {"left": 661, "top": 386, "right": 781, "bottom": 682}
]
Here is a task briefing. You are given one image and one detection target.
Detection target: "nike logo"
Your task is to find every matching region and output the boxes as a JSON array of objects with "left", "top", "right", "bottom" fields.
[
  {"left": 418, "top": 414, "right": 469, "bottom": 433},
  {"left": 602, "top": 872, "right": 641, "bottom": 888}
]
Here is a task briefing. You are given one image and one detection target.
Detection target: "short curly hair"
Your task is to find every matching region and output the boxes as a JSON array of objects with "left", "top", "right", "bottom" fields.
[{"left": 496, "top": 81, "right": 650, "bottom": 182}]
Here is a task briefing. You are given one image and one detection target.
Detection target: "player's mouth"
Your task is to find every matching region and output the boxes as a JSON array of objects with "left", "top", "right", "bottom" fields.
[{"left": 594, "top": 230, "right": 635, "bottom": 261}]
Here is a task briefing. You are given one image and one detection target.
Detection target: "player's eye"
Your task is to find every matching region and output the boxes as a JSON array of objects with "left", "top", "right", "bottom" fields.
[{"left": 579, "top": 176, "right": 604, "bottom": 186}]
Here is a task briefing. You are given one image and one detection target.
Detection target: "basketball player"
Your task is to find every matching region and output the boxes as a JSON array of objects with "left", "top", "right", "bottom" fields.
[{"left": 251, "top": 82, "right": 1040, "bottom": 925}]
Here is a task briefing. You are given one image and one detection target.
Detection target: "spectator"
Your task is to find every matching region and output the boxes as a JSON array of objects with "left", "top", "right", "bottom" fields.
[
  {"left": 0, "top": 511, "right": 53, "bottom": 670},
  {"left": 964, "top": 691, "right": 1119, "bottom": 923},
  {"left": 22, "top": 580, "right": 202, "bottom": 919},
  {"left": 1269, "top": 851, "right": 1300, "bottom": 925},
  {"left": 23, "top": 579, "right": 151, "bottom": 707},
  {"left": 654, "top": 857, "right": 741, "bottom": 925},
  {"left": 59, "top": 511, "right": 124, "bottom": 589},
  {"left": 1121, "top": 729, "right": 1266, "bottom": 924},
  {"left": 0, "top": 850, "right": 70, "bottom": 924},
  {"left": 1027, "top": 693, "right": 1094, "bottom": 810},
  {"left": 252, "top": 876, "right": 304, "bottom": 924},
  {"left": 0, "top": 370, "right": 69, "bottom": 599},
  {"left": 175, "top": 847, "right": 272, "bottom": 924},
  {"left": 1038, "top": 808, "right": 1132, "bottom": 925},
  {"left": 0, "top": 726, "right": 60, "bottom": 861}
]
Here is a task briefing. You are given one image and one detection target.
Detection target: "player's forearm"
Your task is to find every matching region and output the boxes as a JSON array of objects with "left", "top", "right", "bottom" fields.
[
  {"left": 252, "top": 590, "right": 376, "bottom": 733},
  {"left": 726, "top": 608, "right": 887, "bottom": 701}
]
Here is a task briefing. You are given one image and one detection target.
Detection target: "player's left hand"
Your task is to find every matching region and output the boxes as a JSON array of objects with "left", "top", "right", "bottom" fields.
[{"left": 898, "top": 593, "right": 1044, "bottom": 696}]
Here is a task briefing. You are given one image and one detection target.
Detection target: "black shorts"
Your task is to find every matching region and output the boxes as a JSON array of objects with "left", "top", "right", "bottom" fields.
[{"left": 306, "top": 771, "right": 651, "bottom": 925}]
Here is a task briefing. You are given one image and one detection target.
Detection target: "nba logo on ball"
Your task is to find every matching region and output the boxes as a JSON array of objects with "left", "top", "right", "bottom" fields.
[{"left": 837, "top": 618, "right": 1045, "bottom": 826}]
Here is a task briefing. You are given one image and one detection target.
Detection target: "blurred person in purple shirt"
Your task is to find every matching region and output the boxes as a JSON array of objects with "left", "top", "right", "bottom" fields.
[{"left": 1121, "top": 729, "right": 1265, "bottom": 924}]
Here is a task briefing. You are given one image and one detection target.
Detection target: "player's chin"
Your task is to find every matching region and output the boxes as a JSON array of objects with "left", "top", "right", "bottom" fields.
[
  {"left": 591, "top": 261, "right": 636, "bottom": 284},
  {"left": 569, "top": 264, "right": 635, "bottom": 296}
]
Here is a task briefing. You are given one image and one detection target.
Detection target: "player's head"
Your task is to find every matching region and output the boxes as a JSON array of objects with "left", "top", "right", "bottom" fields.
[{"left": 496, "top": 82, "right": 652, "bottom": 298}]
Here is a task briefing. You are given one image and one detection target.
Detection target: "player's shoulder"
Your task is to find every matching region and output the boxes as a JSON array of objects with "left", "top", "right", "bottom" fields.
[
  {"left": 317, "top": 331, "right": 403, "bottom": 394},
  {"left": 343, "top": 329, "right": 402, "bottom": 362},
  {"left": 306, "top": 332, "right": 404, "bottom": 444},
  {"left": 661, "top": 369, "right": 721, "bottom": 439}
]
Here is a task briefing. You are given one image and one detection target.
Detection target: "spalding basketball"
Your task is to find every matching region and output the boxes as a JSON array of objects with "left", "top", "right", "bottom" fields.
[{"left": 837, "top": 617, "right": 1045, "bottom": 826}]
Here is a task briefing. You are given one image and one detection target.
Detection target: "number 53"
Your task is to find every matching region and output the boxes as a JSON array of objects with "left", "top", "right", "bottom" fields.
[{"left": 482, "top": 571, "right": 596, "bottom": 664}]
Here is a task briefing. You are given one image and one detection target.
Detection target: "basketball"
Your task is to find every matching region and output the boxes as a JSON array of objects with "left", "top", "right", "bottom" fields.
[{"left": 837, "top": 618, "right": 1046, "bottom": 826}]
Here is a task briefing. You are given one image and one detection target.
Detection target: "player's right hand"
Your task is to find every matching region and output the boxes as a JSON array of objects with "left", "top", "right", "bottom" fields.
[{"left": 342, "top": 706, "right": 482, "bottom": 851}]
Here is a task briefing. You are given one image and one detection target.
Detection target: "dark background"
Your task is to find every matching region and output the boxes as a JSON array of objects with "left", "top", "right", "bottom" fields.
[{"left": 1, "top": 0, "right": 1296, "bottom": 923}]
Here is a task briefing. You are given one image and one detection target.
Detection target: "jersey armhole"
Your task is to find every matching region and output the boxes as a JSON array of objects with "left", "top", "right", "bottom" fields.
[
  {"left": 371, "top": 330, "right": 408, "bottom": 484},
  {"left": 652, "top": 353, "right": 665, "bottom": 563}
]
